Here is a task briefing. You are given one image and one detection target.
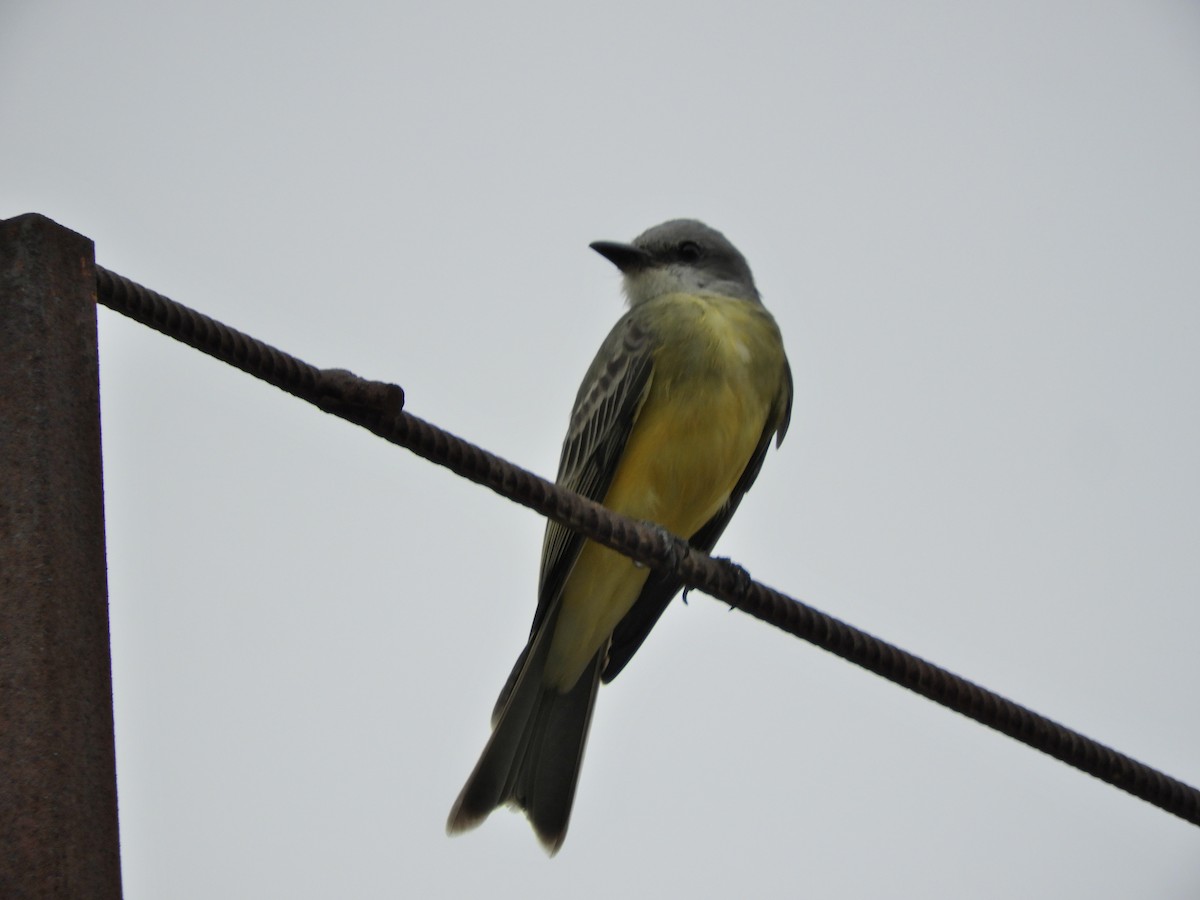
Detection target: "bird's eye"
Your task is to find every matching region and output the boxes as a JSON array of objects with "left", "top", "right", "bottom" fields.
[{"left": 677, "top": 240, "right": 703, "bottom": 263}]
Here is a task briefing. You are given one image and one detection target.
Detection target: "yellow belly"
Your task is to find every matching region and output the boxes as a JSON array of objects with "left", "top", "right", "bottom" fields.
[{"left": 543, "top": 294, "right": 779, "bottom": 690}]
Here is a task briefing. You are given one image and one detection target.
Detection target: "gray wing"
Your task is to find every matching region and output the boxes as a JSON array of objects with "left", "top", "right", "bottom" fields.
[
  {"left": 491, "top": 312, "right": 655, "bottom": 720},
  {"left": 535, "top": 311, "right": 657, "bottom": 628},
  {"left": 602, "top": 357, "right": 793, "bottom": 682}
]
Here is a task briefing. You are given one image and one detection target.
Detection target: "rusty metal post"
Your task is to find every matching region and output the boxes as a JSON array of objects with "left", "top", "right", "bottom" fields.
[{"left": 0, "top": 215, "right": 122, "bottom": 898}]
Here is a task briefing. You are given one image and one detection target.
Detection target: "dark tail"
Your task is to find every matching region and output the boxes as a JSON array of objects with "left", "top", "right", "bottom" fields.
[{"left": 446, "top": 628, "right": 604, "bottom": 854}]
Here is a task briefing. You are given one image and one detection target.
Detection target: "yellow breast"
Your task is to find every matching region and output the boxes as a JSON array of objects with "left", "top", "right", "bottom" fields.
[{"left": 544, "top": 292, "right": 787, "bottom": 690}]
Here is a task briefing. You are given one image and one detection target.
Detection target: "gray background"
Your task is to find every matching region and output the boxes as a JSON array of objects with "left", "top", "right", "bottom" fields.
[{"left": 4, "top": 1, "right": 1199, "bottom": 897}]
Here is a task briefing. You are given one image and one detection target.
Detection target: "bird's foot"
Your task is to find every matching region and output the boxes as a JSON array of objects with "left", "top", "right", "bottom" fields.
[{"left": 712, "top": 557, "right": 753, "bottom": 609}]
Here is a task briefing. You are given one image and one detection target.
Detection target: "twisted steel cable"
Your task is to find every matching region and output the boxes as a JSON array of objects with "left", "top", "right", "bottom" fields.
[{"left": 95, "top": 265, "right": 1200, "bottom": 828}]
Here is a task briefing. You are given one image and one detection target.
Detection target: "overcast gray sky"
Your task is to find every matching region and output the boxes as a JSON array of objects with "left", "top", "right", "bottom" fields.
[{"left": 4, "top": 2, "right": 1200, "bottom": 897}]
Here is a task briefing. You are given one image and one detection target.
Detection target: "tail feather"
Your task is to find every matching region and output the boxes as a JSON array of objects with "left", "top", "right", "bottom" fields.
[{"left": 447, "top": 630, "right": 605, "bottom": 854}]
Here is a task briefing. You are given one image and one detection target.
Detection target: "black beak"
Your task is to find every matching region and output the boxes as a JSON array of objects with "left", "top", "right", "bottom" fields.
[{"left": 589, "top": 240, "right": 652, "bottom": 274}]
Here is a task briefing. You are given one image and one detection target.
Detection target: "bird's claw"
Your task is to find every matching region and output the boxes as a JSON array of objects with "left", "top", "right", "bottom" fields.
[{"left": 713, "top": 557, "right": 752, "bottom": 609}]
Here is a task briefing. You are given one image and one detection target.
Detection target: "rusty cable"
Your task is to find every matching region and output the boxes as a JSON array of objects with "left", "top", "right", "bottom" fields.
[{"left": 94, "top": 265, "right": 1200, "bottom": 828}]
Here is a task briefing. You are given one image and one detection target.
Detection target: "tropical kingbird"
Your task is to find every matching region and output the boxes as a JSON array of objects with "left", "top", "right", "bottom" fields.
[{"left": 447, "top": 219, "right": 792, "bottom": 853}]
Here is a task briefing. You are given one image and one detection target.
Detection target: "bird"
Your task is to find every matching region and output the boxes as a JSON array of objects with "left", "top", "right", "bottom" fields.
[{"left": 446, "top": 218, "right": 792, "bottom": 853}]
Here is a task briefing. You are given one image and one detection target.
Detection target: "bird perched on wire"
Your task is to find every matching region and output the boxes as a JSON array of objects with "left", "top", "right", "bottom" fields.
[{"left": 447, "top": 218, "right": 792, "bottom": 853}]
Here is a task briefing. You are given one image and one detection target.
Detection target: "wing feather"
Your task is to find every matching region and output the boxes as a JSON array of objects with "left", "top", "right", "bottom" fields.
[
  {"left": 491, "top": 313, "right": 655, "bottom": 720},
  {"left": 535, "top": 314, "right": 657, "bottom": 614}
]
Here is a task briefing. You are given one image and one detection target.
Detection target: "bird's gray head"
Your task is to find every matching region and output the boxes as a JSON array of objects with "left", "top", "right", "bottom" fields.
[{"left": 590, "top": 219, "right": 760, "bottom": 306}]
